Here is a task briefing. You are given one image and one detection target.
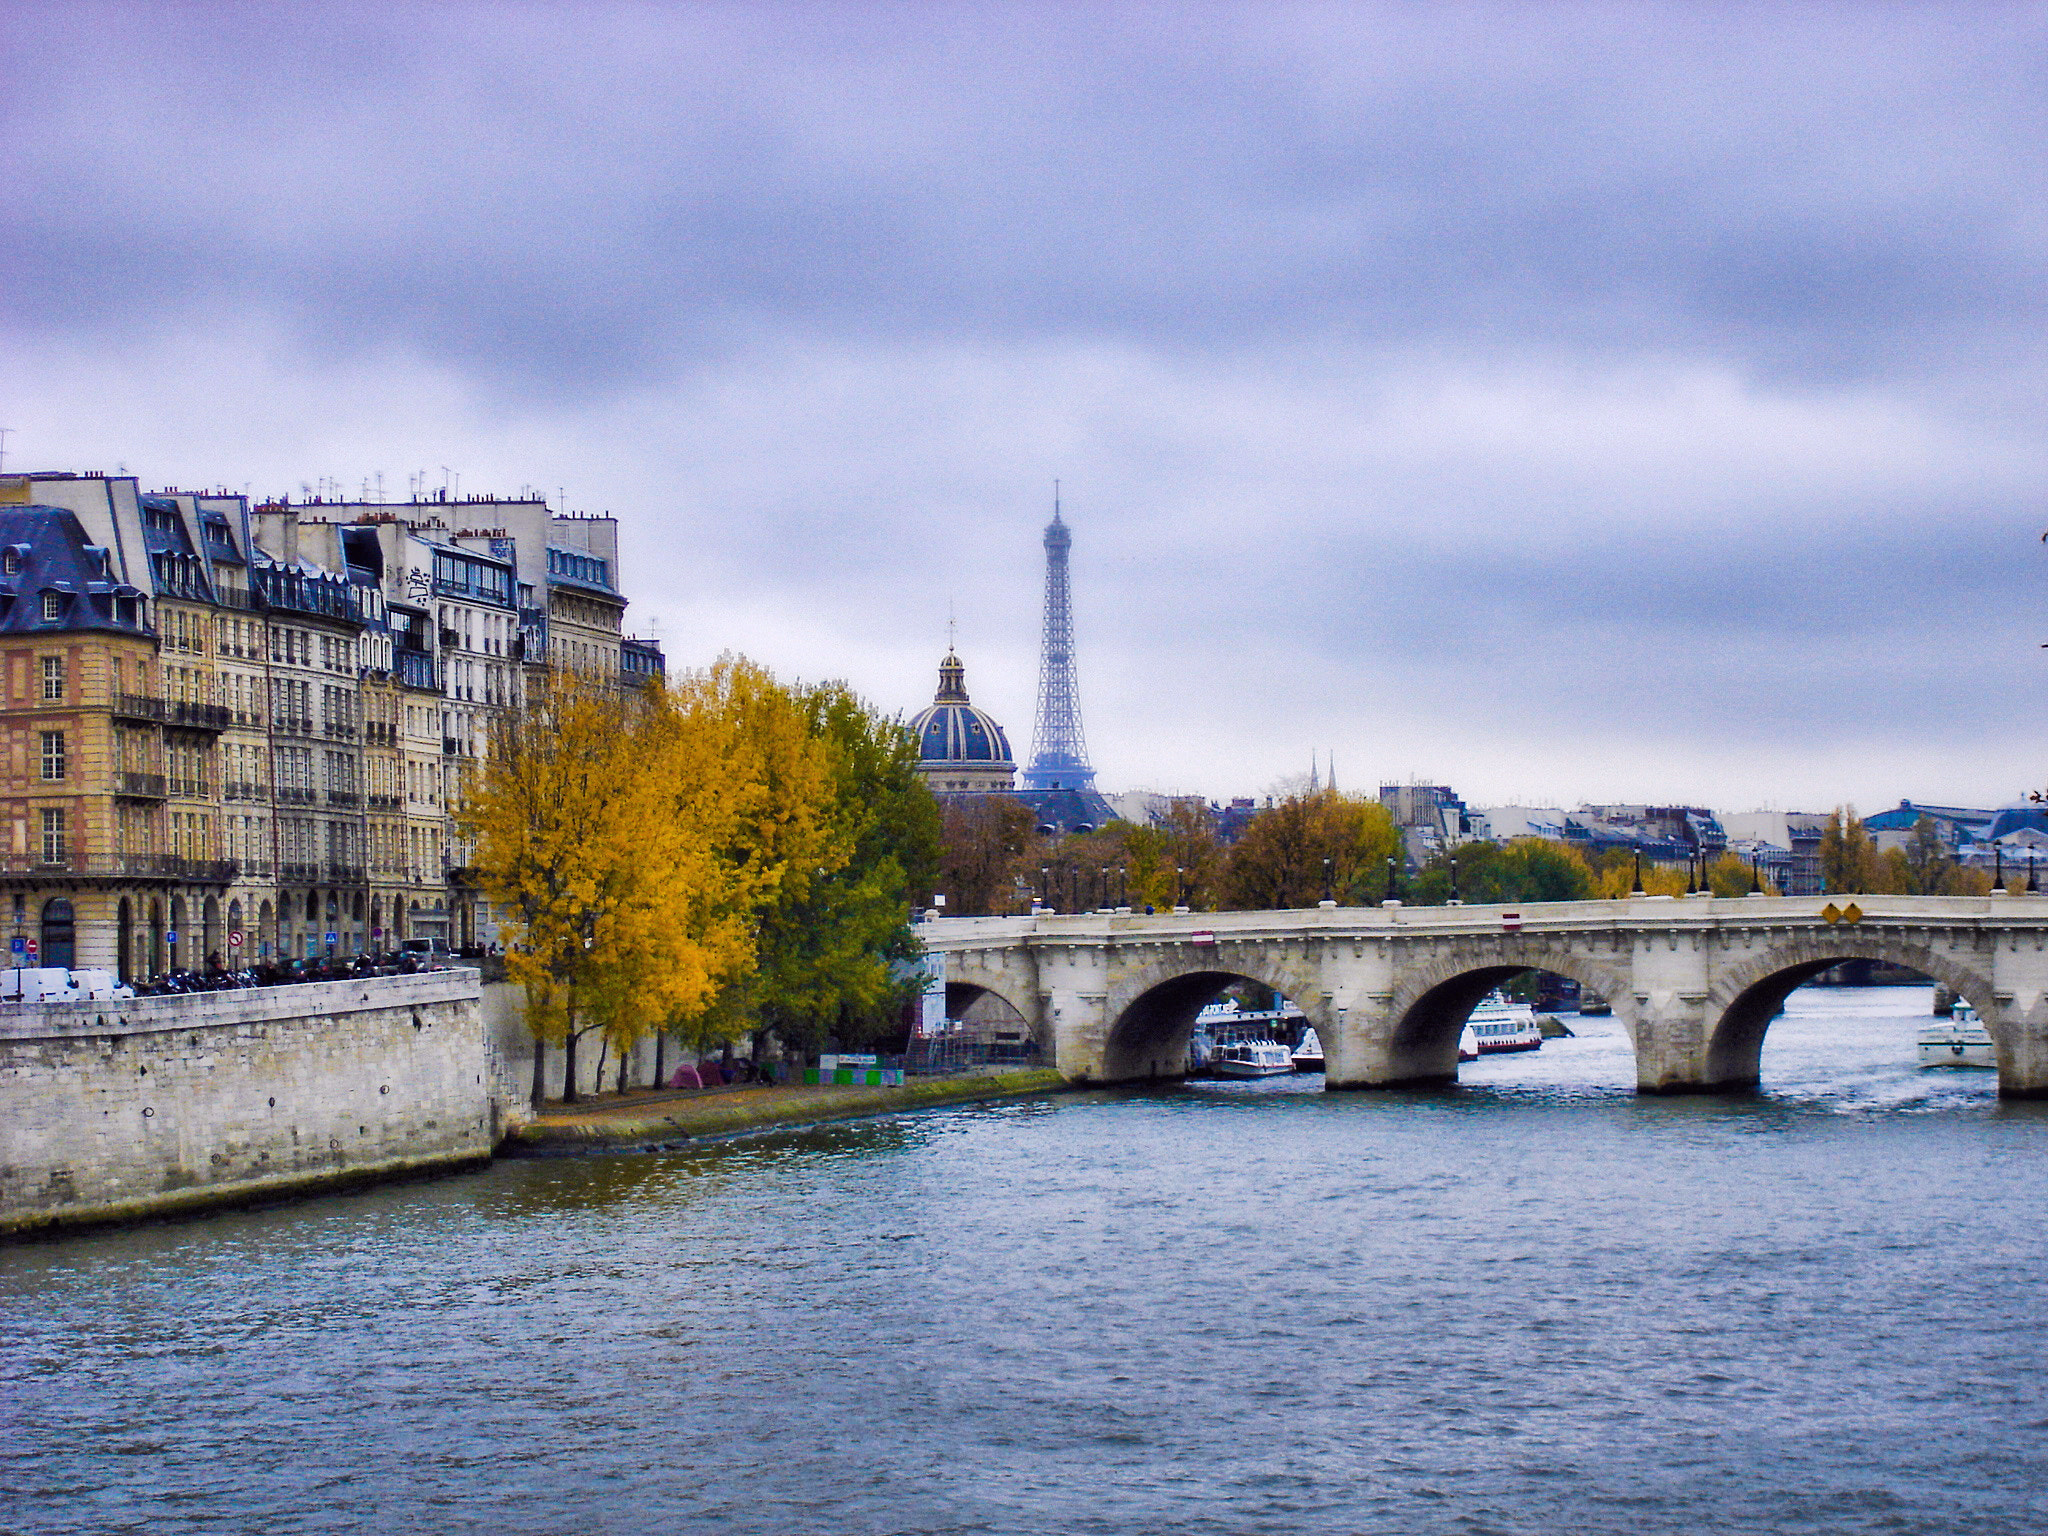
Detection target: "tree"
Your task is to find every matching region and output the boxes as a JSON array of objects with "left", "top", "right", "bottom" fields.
[
  {"left": 1219, "top": 790, "right": 1403, "bottom": 909},
  {"left": 1820, "top": 806, "right": 1880, "bottom": 894},
  {"left": 468, "top": 669, "right": 756, "bottom": 1106},
  {"left": 1902, "top": 816, "right": 1954, "bottom": 895},
  {"left": 937, "top": 795, "right": 1037, "bottom": 915},
  {"left": 1122, "top": 799, "right": 1223, "bottom": 911},
  {"left": 738, "top": 681, "right": 942, "bottom": 1058},
  {"left": 1706, "top": 851, "right": 1775, "bottom": 896}
]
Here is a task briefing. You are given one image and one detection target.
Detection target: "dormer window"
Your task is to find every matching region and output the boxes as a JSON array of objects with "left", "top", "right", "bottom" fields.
[
  {"left": 2, "top": 551, "right": 19, "bottom": 576},
  {"left": 40, "top": 592, "right": 61, "bottom": 622}
]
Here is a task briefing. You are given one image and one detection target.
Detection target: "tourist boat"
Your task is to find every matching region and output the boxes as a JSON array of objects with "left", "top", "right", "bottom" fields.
[
  {"left": 1465, "top": 993, "right": 1544, "bottom": 1054},
  {"left": 1213, "top": 1038, "right": 1296, "bottom": 1077},
  {"left": 1918, "top": 1001, "right": 1996, "bottom": 1069},
  {"left": 1458, "top": 1025, "right": 1480, "bottom": 1062},
  {"left": 1291, "top": 1026, "right": 1325, "bottom": 1073}
]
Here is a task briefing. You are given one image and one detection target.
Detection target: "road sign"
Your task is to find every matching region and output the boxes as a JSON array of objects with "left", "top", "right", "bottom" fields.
[
  {"left": 324, "top": 931, "right": 337, "bottom": 946},
  {"left": 165, "top": 930, "right": 178, "bottom": 945},
  {"left": 371, "top": 926, "right": 383, "bottom": 938},
  {"left": 228, "top": 930, "right": 243, "bottom": 948},
  {"left": 24, "top": 938, "right": 38, "bottom": 956},
  {"left": 8, "top": 935, "right": 22, "bottom": 954}
]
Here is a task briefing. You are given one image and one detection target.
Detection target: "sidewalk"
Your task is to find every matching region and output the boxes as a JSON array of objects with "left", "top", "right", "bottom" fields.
[{"left": 503, "top": 1067, "right": 1068, "bottom": 1153}]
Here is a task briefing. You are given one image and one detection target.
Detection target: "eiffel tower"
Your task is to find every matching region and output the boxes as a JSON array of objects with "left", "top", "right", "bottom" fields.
[{"left": 1022, "top": 492, "right": 1096, "bottom": 792}]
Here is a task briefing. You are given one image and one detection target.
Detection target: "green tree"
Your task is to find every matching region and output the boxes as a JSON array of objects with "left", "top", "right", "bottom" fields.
[
  {"left": 740, "top": 682, "right": 943, "bottom": 1058},
  {"left": 1903, "top": 815, "right": 1951, "bottom": 894}
]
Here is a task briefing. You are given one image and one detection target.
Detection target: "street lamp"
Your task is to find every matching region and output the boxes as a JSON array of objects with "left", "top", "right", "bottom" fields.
[
  {"left": 1039, "top": 865, "right": 1051, "bottom": 911},
  {"left": 1630, "top": 849, "right": 1646, "bottom": 896},
  {"left": 1323, "top": 857, "right": 1333, "bottom": 905},
  {"left": 1749, "top": 852, "right": 1762, "bottom": 895},
  {"left": 1385, "top": 856, "right": 1398, "bottom": 903}
]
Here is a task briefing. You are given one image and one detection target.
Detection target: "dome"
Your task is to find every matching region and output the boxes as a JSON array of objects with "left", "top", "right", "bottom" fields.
[
  {"left": 908, "top": 651, "right": 1015, "bottom": 791},
  {"left": 1987, "top": 803, "right": 2048, "bottom": 842}
]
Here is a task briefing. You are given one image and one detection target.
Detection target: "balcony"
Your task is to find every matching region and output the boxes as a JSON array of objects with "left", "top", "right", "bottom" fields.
[
  {"left": 113, "top": 693, "right": 168, "bottom": 723},
  {"left": 274, "top": 786, "right": 317, "bottom": 806},
  {"left": 168, "top": 777, "right": 211, "bottom": 799},
  {"left": 279, "top": 860, "right": 320, "bottom": 884},
  {"left": 322, "top": 722, "right": 358, "bottom": 741},
  {"left": 368, "top": 793, "right": 403, "bottom": 812},
  {"left": 168, "top": 701, "right": 233, "bottom": 732},
  {"left": 223, "top": 780, "right": 268, "bottom": 802},
  {"left": 363, "top": 722, "right": 398, "bottom": 747},
  {"left": 326, "top": 789, "right": 361, "bottom": 808},
  {"left": 272, "top": 715, "right": 313, "bottom": 736},
  {"left": 323, "top": 862, "right": 368, "bottom": 886},
  {"left": 116, "top": 771, "right": 168, "bottom": 799},
  {"left": 0, "top": 853, "right": 240, "bottom": 883},
  {"left": 215, "top": 587, "right": 257, "bottom": 610}
]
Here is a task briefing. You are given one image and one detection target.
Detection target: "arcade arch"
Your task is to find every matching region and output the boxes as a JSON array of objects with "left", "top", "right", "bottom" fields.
[{"left": 1104, "top": 967, "right": 1308, "bottom": 1083}]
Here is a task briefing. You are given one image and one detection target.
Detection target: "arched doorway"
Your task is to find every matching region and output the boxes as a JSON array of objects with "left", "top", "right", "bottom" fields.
[
  {"left": 117, "top": 898, "right": 133, "bottom": 984},
  {"left": 257, "top": 899, "right": 274, "bottom": 959},
  {"left": 202, "top": 895, "right": 220, "bottom": 968},
  {"left": 148, "top": 899, "right": 163, "bottom": 977},
  {"left": 39, "top": 898, "right": 75, "bottom": 969}
]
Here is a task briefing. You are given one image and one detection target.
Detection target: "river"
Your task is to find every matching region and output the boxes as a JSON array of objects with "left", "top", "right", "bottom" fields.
[{"left": 7, "top": 985, "right": 2047, "bottom": 1535}]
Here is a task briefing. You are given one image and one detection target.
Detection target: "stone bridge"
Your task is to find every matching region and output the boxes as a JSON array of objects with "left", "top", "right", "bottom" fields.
[{"left": 921, "top": 894, "right": 2048, "bottom": 1097}]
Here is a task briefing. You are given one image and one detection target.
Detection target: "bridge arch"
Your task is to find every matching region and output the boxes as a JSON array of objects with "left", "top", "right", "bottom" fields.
[
  {"left": 1382, "top": 944, "right": 1637, "bottom": 1086},
  {"left": 935, "top": 948, "right": 1044, "bottom": 1051},
  {"left": 1703, "top": 935, "right": 2000, "bottom": 1090},
  {"left": 1103, "top": 955, "right": 1319, "bottom": 1083}
]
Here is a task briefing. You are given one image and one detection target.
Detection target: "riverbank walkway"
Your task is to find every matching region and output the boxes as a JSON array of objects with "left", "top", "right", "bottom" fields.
[{"left": 507, "top": 1066, "right": 1067, "bottom": 1152}]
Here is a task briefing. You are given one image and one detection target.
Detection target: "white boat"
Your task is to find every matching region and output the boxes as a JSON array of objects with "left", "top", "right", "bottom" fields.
[
  {"left": 1918, "top": 1001, "right": 1996, "bottom": 1069},
  {"left": 1214, "top": 1038, "right": 1296, "bottom": 1077},
  {"left": 1291, "top": 1027, "right": 1325, "bottom": 1073},
  {"left": 1465, "top": 994, "right": 1544, "bottom": 1055},
  {"left": 1458, "top": 1025, "right": 1479, "bottom": 1062}
]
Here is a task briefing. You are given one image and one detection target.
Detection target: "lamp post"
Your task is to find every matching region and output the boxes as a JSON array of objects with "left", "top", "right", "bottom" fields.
[
  {"left": 2031, "top": 853, "right": 2039, "bottom": 895},
  {"left": 1749, "top": 852, "right": 1762, "bottom": 895},
  {"left": 1039, "top": 865, "right": 1050, "bottom": 912},
  {"left": 1385, "top": 856, "right": 1398, "bottom": 903},
  {"left": 1630, "top": 849, "right": 1646, "bottom": 896},
  {"left": 1175, "top": 865, "right": 1186, "bottom": 910},
  {"left": 1323, "top": 857, "right": 1333, "bottom": 905},
  {"left": 1448, "top": 850, "right": 1460, "bottom": 904},
  {"left": 1099, "top": 866, "right": 1110, "bottom": 912}
]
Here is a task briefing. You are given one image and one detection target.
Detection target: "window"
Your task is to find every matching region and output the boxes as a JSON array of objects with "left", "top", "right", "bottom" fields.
[
  {"left": 39, "top": 732, "right": 65, "bottom": 781},
  {"left": 39, "top": 809, "right": 66, "bottom": 866},
  {"left": 1, "top": 551, "right": 18, "bottom": 575},
  {"left": 40, "top": 592, "right": 60, "bottom": 622},
  {"left": 40, "top": 655, "right": 64, "bottom": 701}
]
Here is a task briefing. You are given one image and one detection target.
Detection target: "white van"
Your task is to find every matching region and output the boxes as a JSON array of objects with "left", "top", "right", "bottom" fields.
[{"left": 0, "top": 967, "right": 134, "bottom": 1003}]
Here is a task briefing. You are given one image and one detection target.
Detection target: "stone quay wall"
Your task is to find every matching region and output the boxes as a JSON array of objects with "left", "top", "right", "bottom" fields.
[{"left": 0, "top": 970, "right": 531, "bottom": 1237}]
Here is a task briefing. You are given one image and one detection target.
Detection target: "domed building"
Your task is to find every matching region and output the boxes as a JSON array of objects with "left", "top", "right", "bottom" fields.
[{"left": 909, "top": 650, "right": 1016, "bottom": 794}]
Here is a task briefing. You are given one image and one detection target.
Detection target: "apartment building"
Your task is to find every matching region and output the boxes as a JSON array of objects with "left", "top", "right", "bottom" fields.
[{"left": 0, "top": 473, "right": 663, "bottom": 978}]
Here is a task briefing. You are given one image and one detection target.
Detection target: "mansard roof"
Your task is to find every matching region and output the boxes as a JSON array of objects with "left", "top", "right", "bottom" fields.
[{"left": 0, "top": 506, "right": 151, "bottom": 637}]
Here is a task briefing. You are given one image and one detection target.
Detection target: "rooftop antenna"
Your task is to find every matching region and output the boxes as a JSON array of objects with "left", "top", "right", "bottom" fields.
[
  {"left": 0, "top": 426, "right": 13, "bottom": 473},
  {"left": 947, "top": 599, "right": 957, "bottom": 652}
]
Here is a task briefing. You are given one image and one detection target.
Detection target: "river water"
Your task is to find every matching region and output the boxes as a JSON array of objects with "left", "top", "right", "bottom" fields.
[{"left": 8, "top": 986, "right": 2048, "bottom": 1535}]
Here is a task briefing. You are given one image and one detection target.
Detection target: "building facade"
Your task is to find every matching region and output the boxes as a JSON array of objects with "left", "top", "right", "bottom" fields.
[{"left": 0, "top": 474, "right": 663, "bottom": 977}]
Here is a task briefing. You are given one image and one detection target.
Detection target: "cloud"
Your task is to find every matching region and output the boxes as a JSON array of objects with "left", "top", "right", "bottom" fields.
[{"left": 3, "top": 3, "right": 2045, "bottom": 810}]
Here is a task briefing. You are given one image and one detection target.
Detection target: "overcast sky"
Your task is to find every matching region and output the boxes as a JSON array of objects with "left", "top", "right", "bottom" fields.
[{"left": 5, "top": 2, "right": 2045, "bottom": 811}]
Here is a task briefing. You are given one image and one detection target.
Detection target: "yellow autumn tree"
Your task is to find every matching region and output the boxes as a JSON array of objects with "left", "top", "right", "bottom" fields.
[
  {"left": 466, "top": 669, "right": 758, "bottom": 1105},
  {"left": 672, "top": 656, "right": 851, "bottom": 1059}
]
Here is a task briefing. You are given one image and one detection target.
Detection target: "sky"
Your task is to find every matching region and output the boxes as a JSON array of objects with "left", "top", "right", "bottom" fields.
[{"left": 4, "top": 2, "right": 2045, "bottom": 812}]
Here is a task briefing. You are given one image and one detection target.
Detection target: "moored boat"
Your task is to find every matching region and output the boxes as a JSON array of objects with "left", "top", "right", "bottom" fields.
[
  {"left": 1465, "top": 993, "right": 1544, "bottom": 1054},
  {"left": 1291, "top": 1026, "right": 1325, "bottom": 1073},
  {"left": 1918, "top": 1001, "right": 1995, "bottom": 1069},
  {"left": 1214, "top": 1038, "right": 1296, "bottom": 1077}
]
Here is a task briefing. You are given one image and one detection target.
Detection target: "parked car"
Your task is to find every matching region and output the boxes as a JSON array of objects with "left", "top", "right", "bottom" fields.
[{"left": 399, "top": 938, "right": 453, "bottom": 970}]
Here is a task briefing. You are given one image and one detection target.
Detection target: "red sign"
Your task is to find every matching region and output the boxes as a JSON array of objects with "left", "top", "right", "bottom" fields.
[
  {"left": 228, "top": 930, "right": 243, "bottom": 948},
  {"left": 1501, "top": 912, "right": 1522, "bottom": 933},
  {"left": 1190, "top": 931, "right": 1216, "bottom": 946}
]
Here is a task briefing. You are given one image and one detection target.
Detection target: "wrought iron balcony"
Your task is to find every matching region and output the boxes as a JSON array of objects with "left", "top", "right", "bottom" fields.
[
  {"left": 116, "top": 771, "right": 168, "bottom": 799},
  {"left": 168, "top": 701, "right": 233, "bottom": 731},
  {"left": 113, "top": 693, "right": 169, "bottom": 723}
]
